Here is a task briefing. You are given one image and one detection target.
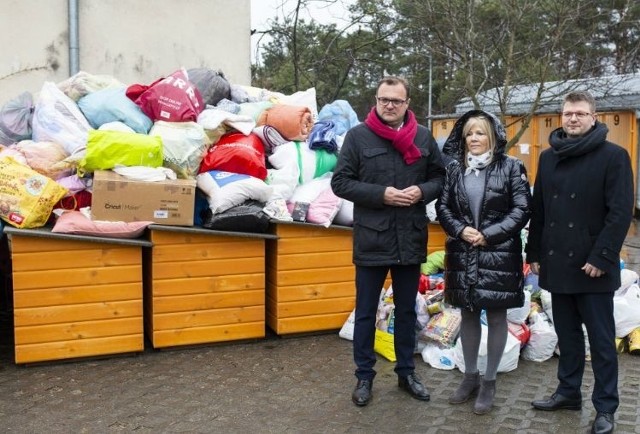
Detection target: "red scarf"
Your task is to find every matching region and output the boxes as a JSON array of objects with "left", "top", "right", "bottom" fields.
[{"left": 364, "top": 107, "right": 421, "bottom": 165}]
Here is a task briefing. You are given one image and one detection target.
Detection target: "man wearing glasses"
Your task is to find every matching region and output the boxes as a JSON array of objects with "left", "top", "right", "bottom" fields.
[
  {"left": 331, "top": 76, "right": 445, "bottom": 406},
  {"left": 527, "top": 91, "right": 634, "bottom": 434}
]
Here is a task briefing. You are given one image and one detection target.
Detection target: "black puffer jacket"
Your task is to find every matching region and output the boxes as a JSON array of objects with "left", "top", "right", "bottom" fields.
[{"left": 436, "top": 110, "right": 531, "bottom": 310}]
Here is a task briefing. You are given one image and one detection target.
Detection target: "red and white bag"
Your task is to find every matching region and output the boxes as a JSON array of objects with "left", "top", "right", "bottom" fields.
[{"left": 127, "top": 68, "right": 204, "bottom": 122}]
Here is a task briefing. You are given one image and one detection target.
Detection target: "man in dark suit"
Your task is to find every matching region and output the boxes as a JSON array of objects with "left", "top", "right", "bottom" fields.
[{"left": 526, "top": 91, "right": 634, "bottom": 434}]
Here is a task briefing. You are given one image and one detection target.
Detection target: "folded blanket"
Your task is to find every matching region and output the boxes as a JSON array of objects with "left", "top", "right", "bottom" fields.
[
  {"left": 253, "top": 125, "right": 289, "bottom": 154},
  {"left": 198, "top": 107, "right": 256, "bottom": 135},
  {"left": 308, "top": 120, "right": 338, "bottom": 153},
  {"left": 256, "top": 104, "right": 313, "bottom": 141},
  {"left": 318, "top": 99, "right": 360, "bottom": 135}
]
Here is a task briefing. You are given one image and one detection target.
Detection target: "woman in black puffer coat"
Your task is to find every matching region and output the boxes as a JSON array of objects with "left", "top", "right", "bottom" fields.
[{"left": 436, "top": 110, "right": 531, "bottom": 415}]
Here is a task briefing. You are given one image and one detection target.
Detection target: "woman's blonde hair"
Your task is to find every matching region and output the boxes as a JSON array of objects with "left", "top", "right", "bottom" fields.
[{"left": 462, "top": 116, "right": 496, "bottom": 165}]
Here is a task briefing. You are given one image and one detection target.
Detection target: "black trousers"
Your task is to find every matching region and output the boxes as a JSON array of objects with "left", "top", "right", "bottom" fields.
[
  {"left": 353, "top": 264, "right": 420, "bottom": 381},
  {"left": 551, "top": 292, "right": 619, "bottom": 414}
]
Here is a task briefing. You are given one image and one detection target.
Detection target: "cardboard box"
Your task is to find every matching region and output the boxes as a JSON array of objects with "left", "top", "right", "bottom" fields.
[{"left": 91, "top": 170, "right": 195, "bottom": 226}]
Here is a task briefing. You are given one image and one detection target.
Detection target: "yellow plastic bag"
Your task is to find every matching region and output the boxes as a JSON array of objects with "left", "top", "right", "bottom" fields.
[
  {"left": 0, "top": 157, "right": 68, "bottom": 228},
  {"left": 374, "top": 329, "right": 396, "bottom": 362},
  {"left": 78, "top": 129, "right": 163, "bottom": 175},
  {"left": 629, "top": 327, "right": 640, "bottom": 355}
]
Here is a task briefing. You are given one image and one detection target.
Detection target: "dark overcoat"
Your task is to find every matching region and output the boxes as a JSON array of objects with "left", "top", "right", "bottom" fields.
[
  {"left": 526, "top": 122, "right": 634, "bottom": 293},
  {"left": 436, "top": 110, "right": 532, "bottom": 310}
]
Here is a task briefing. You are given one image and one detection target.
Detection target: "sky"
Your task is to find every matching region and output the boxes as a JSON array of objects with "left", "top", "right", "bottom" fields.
[{"left": 250, "top": 0, "right": 353, "bottom": 62}]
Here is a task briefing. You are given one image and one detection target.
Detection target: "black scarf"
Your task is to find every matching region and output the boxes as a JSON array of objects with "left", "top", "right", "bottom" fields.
[{"left": 549, "top": 121, "right": 608, "bottom": 159}]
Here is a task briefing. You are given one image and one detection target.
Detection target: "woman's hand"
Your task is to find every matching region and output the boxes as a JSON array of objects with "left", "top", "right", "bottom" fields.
[
  {"left": 460, "top": 226, "right": 487, "bottom": 246},
  {"left": 471, "top": 233, "right": 487, "bottom": 247},
  {"left": 461, "top": 226, "right": 481, "bottom": 244}
]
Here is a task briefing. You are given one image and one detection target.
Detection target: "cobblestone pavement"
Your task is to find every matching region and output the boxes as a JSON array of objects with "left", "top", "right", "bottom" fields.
[{"left": 0, "top": 221, "right": 639, "bottom": 434}]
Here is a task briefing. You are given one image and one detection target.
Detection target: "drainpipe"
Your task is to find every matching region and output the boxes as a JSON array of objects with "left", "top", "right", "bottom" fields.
[{"left": 68, "top": 0, "right": 79, "bottom": 76}]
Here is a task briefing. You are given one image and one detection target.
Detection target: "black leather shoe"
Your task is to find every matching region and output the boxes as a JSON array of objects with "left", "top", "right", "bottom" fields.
[
  {"left": 352, "top": 379, "right": 372, "bottom": 406},
  {"left": 591, "top": 412, "right": 614, "bottom": 434},
  {"left": 531, "top": 392, "right": 582, "bottom": 411},
  {"left": 398, "top": 373, "right": 430, "bottom": 401}
]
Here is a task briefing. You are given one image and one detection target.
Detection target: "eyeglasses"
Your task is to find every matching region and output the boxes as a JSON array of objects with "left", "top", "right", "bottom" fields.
[
  {"left": 562, "top": 111, "right": 592, "bottom": 120},
  {"left": 376, "top": 97, "right": 407, "bottom": 107}
]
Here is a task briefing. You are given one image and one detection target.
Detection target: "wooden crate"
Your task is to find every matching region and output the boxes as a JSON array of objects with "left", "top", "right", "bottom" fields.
[
  {"left": 146, "top": 226, "right": 274, "bottom": 348},
  {"left": 266, "top": 222, "right": 355, "bottom": 335},
  {"left": 266, "top": 222, "right": 447, "bottom": 336},
  {"left": 6, "top": 227, "right": 149, "bottom": 364},
  {"left": 427, "top": 222, "right": 446, "bottom": 254}
]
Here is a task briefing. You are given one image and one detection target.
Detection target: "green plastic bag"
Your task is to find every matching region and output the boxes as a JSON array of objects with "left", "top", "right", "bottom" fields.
[
  {"left": 421, "top": 250, "right": 445, "bottom": 275},
  {"left": 78, "top": 129, "right": 163, "bottom": 175}
]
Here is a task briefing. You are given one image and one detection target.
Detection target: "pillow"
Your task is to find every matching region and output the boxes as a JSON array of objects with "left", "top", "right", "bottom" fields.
[
  {"left": 333, "top": 198, "right": 353, "bottom": 226},
  {"left": 306, "top": 187, "right": 342, "bottom": 228},
  {"left": 286, "top": 173, "right": 332, "bottom": 221},
  {"left": 51, "top": 210, "right": 152, "bottom": 238},
  {"left": 196, "top": 170, "right": 272, "bottom": 215}
]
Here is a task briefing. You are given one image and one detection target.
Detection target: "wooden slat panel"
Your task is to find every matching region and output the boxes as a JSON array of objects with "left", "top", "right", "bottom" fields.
[
  {"left": 269, "top": 297, "right": 354, "bottom": 318},
  {"left": 268, "top": 266, "right": 354, "bottom": 286},
  {"left": 274, "top": 251, "right": 352, "bottom": 271},
  {"left": 13, "top": 283, "right": 141, "bottom": 308},
  {"left": 15, "top": 300, "right": 143, "bottom": 327},
  {"left": 153, "top": 306, "right": 264, "bottom": 331},
  {"left": 151, "top": 274, "right": 264, "bottom": 297},
  {"left": 152, "top": 322, "right": 264, "bottom": 348},
  {"left": 15, "top": 317, "right": 143, "bottom": 345},
  {"left": 11, "top": 248, "right": 141, "bottom": 272},
  {"left": 275, "top": 236, "right": 352, "bottom": 255},
  {"left": 151, "top": 257, "right": 263, "bottom": 280},
  {"left": 427, "top": 224, "right": 446, "bottom": 254},
  {"left": 9, "top": 237, "right": 124, "bottom": 253},
  {"left": 268, "top": 312, "right": 350, "bottom": 335},
  {"left": 152, "top": 241, "right": 263, "bottom": 263},
  {"left": 15, "top": 335, "right": 143, "bottom": 364},
  {"left": 12, "top": 265, "right": 142, "bottom": 290},
  {"left": 272, "top": 224, "right": 351, "bottom": 239},
  {"left": 152, "top": 290, "right": 264, "bottom": 314},
  {"left": 273, "top": 281, "right": 355, "bottom": 302},
  {"left": 150, "top": 231, "right": 256, "bottom": 246}
]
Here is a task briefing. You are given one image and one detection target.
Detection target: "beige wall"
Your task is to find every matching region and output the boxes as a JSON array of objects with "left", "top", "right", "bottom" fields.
[{"left": 0, "top": 0, "right": 251, "bottom": 106}]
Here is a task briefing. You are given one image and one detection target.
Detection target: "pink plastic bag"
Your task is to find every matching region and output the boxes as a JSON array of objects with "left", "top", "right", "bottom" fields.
[{"left": 127, "top": 69, "right": 204, "bottom": 122}]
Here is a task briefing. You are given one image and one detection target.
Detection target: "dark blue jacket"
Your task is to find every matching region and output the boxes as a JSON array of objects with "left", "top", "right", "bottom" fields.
[{"left": 331, "top": 119, "right": 445, "bottom": 266}]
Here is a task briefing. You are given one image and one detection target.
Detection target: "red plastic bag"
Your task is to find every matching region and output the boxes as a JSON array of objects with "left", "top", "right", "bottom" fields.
[
  {"left": 507, "top": 321, "right": 531, "bottom": 348},
  {"left": 418, "top": 274, "right": 430, "bottom": 294},
  {"left": 126, "top": 69, "right": 203, "bottom": 122},
  {"left": 199, "top": 132, "right": 267, "bottom": 180}
]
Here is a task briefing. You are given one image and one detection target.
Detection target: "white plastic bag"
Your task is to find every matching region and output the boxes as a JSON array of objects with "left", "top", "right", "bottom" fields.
[
  {"left": 339, "top": 309, "right": 355, "bottom": 341},
  {"left": 540, "top": 289, "right": 553, "bottom": 318},
  {"left": 452, "top": 324, "right": 520, "bottom": 373},
  {"left": 613, "top": 283, "right": 640, "bottom": 337},
  {"left": 507, "top": 289, "right": 531, "bottom": 324},
  {"left": 149, "top": 121, "right": 209, "bottom": 179},
  {"left": 32, "top": 82, "right": 91, "bottom": 157},
  {"left": 421, "top": 342, "right": 456, "bottom": 370},
  {"left": 521, "top": 313, "right": 558, "bottom": 362}
]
